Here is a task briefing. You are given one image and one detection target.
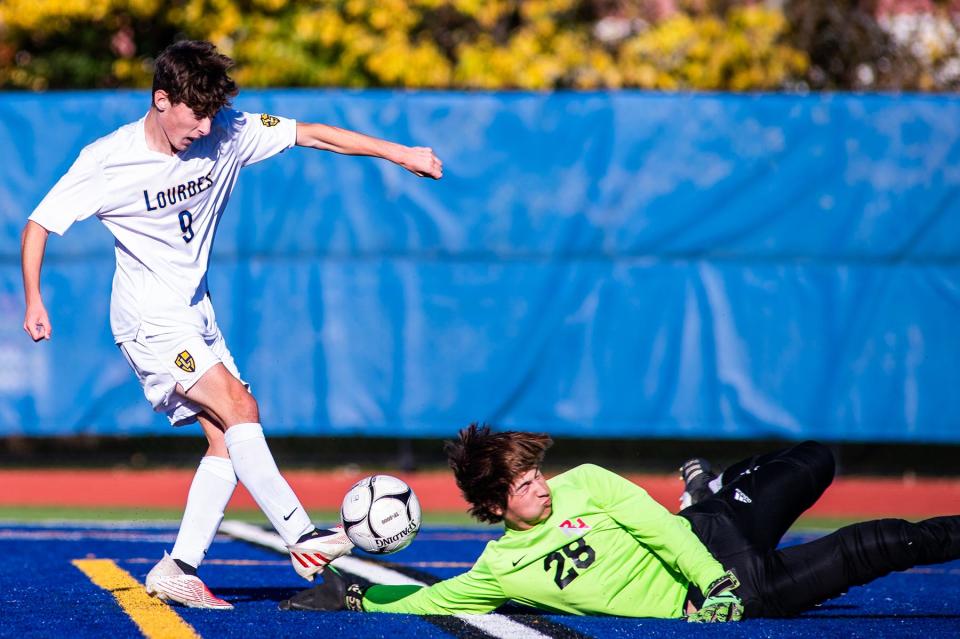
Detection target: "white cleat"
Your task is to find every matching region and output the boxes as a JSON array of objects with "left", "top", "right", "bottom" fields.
[
  {"left": 144, "top": 552, "right": 233, "bottom": 610},
  {"left": 287, "top": 525, "right": 354, "bottom": 582}
]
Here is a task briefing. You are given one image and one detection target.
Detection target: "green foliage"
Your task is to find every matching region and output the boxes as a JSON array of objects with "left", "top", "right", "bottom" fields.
[
  {"left": 0, "top": 0, "right": 174, "bottom": 89},
  {"left": 0, "top": 0, "right": 810, "bottom": 90}
]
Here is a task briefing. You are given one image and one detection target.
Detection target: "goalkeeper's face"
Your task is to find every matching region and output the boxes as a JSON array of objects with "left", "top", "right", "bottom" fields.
[{"left": 501, "top": 467, "right": 552, "bottom": 531}]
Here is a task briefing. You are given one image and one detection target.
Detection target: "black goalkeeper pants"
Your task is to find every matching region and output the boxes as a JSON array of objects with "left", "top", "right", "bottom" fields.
[{"left": 680, "top": 441, "right": 960, "bottom": 618}]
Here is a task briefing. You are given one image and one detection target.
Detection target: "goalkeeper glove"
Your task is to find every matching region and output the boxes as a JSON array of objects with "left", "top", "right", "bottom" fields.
[
  {"left": 279, "top": 567, "right": 367, "bottom": 611},
  {"left": 687, "top": 569, "right": 744, "bottom": 623}
]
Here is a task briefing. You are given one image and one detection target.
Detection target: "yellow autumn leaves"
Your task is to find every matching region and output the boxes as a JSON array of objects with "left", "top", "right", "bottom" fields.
[{"left": 0, "top": 0, "right": 809, "bottom": 90}]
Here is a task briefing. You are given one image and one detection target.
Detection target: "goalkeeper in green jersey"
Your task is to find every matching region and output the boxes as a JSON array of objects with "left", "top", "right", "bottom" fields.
[{"left": 283, "top": 425, "right": 960, "bottom": 621}]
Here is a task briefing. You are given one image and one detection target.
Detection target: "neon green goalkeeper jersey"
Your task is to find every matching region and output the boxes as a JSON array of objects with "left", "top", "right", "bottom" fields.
[{"left": 362, "top": 464, "right": 726, "bottom": 618}]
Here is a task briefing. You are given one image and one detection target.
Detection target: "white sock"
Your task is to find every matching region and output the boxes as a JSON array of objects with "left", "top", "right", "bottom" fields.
[
  {"left": 170, "top": 455, "right": 237, "bottom": 569},
  {"left": 224, "top": 422, "right": 313, "bottom": 545},
  {"left": 708, "top": 476, "right": 723, "bottom": 494}
]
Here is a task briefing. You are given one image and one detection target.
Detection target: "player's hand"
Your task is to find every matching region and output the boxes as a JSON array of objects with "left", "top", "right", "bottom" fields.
[
  {"left": 688, "top": 591, "right": 743, "bottom": 622},
  {"left": 279, "top": 568, "right": 366, "bottom": 611},
  {"left": 687, "top": 569, "right": 743, "bottom": 623},
  {"left": 23, "top": 302, "right": 52, "bottom": 342},
  {"left": 398, "top": 146, "right": 443, "bottom": 179}
]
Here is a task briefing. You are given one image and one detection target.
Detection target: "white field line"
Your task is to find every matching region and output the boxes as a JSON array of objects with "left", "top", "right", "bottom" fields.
[
  {"left": 0, "top": 530, "right": 180, "bottom": 542},
  {"left": 0, "top": 528, "right": 232, "bottom": 543},
  {"left": 0, "top": 520, "right": 180, "bottom": 529},
  {"left": 220, "top": 520, "right": 422, "bottom": 586},
  {"left": 220, "top": 520, "right": 554, "bottom": 639}
]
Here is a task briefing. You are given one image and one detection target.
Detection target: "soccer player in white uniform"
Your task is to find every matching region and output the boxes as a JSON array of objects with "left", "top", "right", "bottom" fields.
[{"left": 20, "top": 41, "right": 442, "bottom": 609}]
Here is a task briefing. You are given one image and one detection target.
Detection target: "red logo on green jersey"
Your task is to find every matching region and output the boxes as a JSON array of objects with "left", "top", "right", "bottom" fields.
[{"left": 558, "top": 517, "right": 591, "bottom": 536}]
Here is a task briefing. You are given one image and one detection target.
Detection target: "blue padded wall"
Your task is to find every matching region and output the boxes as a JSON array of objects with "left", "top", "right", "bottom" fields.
[{"left": 1, "top": 91, "right": 958, "bottom": 440}]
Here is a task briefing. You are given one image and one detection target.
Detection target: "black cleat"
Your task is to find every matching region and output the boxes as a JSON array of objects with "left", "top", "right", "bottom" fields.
[{"left": 679, "top": 458, "right": 718, "bottom": 510}]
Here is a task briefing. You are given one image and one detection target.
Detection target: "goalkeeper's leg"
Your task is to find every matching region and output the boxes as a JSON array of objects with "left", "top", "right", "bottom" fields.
[
  {"left": 760, "top": 515, "right": 960, "bottom": 617},
  {"left": 685, "top": 441, "right": 835, "bottom": 551}
]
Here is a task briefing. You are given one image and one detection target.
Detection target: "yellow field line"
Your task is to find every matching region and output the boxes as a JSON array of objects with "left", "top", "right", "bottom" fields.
[{"left": 72, "top": 559, "right": 201, "bottom": 639}]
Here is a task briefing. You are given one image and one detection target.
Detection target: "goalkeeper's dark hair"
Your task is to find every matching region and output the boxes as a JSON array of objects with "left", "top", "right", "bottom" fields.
[
  {"left": 444, "top": 423, "right": 553, "bottom": 524},
  {"left": 152, "top": 40, "right": 238, "bottom": 119}
]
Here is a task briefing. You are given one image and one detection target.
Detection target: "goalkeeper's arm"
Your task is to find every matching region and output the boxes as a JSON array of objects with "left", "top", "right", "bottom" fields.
[
  {"left": 280, "top": 569, "right": 422, "bottom": 612},
  {"left": 279, "top": 562, "right": 507, "bottom": 615}
]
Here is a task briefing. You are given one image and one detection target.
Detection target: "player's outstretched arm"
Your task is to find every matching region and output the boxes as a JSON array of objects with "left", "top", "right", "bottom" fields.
[
  {"left": 21, "top": 220, "right": 52, "bottom": 342},
  {"left": 281, "top": 562, "right": 507, "bottom": 615},
  {"left": 295, "top": 122, "right": 443, "bottom": 179}
]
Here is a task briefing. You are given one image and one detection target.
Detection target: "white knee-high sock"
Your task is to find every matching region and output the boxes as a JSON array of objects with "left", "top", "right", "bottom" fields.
[
  {"left": 170, "top": 455, "right": 237, "bottom": 569},
  {"left": 224, "top": 422, "right": 313, "bottom": 545}
]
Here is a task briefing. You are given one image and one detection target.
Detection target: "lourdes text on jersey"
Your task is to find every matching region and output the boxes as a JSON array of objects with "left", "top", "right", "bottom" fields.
[{"left": 143, "top": 172, "right": 214, "bottom": 211}]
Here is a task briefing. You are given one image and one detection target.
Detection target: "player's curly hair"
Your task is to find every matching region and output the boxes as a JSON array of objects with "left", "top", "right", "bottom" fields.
[
  {"left": 152, "top": 40, "right": 238, "bottom": 119},
  {"left": 444, "top": 423, "right": 553, "bottom": 524}
]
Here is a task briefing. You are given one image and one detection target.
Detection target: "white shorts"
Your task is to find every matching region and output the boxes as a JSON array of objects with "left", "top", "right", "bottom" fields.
[{"left": 118, "top": 298, "right": 247, "bottom": 426}]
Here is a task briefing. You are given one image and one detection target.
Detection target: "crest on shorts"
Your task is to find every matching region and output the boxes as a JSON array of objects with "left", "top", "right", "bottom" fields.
[
  {"left": 175, "top": 350, "right": 196, "bottom": 373},
  {"left": 260, "top": 113, "right": 280, "bottom": 127}
]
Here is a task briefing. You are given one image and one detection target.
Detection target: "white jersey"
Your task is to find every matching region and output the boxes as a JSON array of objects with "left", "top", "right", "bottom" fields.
[{"left": 29, "top": 108, "right": 296, "bottom": 342}]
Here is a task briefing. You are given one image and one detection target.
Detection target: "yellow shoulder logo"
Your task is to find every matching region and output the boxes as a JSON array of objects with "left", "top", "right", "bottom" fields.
[
  {"left": 175, "top": 350, "right": 196, "bottom": 373},
  {"left": 260, "top": 113, "right": 280, "bottom": 127}
]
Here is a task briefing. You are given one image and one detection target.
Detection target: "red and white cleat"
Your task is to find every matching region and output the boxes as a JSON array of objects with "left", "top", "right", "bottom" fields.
[
  {"left": 287, "top": 525, "right": 354, "bottom": 582},
  {"left": 145, "top": 552, "right": 233, "bottom": 610}
]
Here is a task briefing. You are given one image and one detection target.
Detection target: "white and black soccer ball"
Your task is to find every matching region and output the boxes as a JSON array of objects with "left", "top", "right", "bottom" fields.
[{"left": 340, "top": 474, "right": 422, "bottom": 554}]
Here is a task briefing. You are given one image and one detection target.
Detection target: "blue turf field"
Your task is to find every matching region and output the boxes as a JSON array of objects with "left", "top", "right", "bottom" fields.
[{"left": 2, "top": 521, "right": 959, "bottom": 638}]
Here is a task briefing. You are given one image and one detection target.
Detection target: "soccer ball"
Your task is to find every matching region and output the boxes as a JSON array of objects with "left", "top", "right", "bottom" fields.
[{"left": 340, "top": 475, "right": 422, "bottom": 554}]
